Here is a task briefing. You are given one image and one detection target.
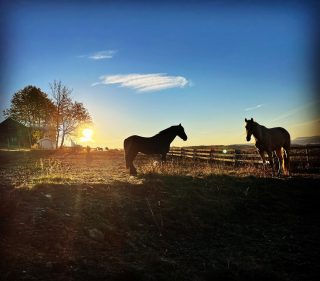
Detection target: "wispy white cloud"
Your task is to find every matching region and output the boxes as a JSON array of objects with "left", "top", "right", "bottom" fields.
[
  {"left": 79, "top": 50, "right": 117, "bottom": 60},
  {"left": 93, "top": 73, "right": 190, "bottom": 93},
  {"left": 89, "top": 50, "right": 117, "bottom": 60},
  {"left": 245, "top": 104, "right": 264, "bottom": 111}
]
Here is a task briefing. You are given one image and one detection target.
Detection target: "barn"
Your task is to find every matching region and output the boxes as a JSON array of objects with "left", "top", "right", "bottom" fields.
[{"left": 0, "top": 118, "right": 30, "bottom": 148}]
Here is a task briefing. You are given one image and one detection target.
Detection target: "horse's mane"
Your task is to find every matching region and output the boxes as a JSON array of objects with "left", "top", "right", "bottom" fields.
[
  {"left": 254, "top": 121, "right": 267, "bottom": 131},
  {"left": 253, "top": 121, "right": 274, "bottom": 141},
  {"left": 154, "top": 126, "right": 176, "bottom": 137}
]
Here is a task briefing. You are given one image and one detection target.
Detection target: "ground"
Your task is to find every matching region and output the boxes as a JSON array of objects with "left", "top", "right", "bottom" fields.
[{"left": 0, "top": 150, "right": 319, "bottom": 281}]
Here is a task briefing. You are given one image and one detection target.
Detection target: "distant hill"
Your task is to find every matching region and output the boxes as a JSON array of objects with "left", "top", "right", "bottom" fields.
[{"left": 292, "top": 136, "right": 320, "bottom": 145}]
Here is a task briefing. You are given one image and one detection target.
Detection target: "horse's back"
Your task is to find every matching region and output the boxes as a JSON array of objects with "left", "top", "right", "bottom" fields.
[
  {"left": 270, "top": 127, "right": 290, "bottom": 138},
  {"left": 124, "top": 135, "right": 144, "bottom": 148},
  {"left": 269, "top": 127, "right": 291, "bottom": 149},
  {"left": 124, "top": 135, "right": 160, "bottom": 154},
  {"left": 125, "top": 135, "right": 150, "bottom": 143}
]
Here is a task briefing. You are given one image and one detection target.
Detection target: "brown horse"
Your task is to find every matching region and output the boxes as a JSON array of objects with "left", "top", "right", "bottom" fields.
[
  {"left": 245, "top": 118, "right": 291, "bottom": 176},
  {"left": 124, "top": 124, "right": 188, "bottom": 175}
]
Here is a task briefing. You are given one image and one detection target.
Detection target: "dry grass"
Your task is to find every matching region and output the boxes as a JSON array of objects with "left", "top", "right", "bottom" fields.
[
  {"left": 138, "top": 157, "right": 266, "bottom": 178},
  {"left": 0, "top": 150, "right": 268, "bottom": 188},
  {"left": 0, "top": 150, "right": 128, "bottom": 187},
  {"left": 0, "top": 149, "right": 313, "bottom": 188}
]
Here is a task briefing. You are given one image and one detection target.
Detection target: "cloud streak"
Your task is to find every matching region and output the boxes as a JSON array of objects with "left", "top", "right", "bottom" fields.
[
  {"left": 79, "top": 50, "right": 117, "bottom": 60},
  {"left": 245, "top": 104, "right": 264, "bottom": 111},
  {"left": 93, "top": 73, "right": 189, "bottom": 92}
]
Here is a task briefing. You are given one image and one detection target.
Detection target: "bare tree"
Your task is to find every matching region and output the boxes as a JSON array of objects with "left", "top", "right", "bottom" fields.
[
  {"left": 50, "top": 81, "right": 72, "bottom": 148},
  {"left": 50, "top": 81, "right": 91, "bottom": 148},
  {"left": 59, "top": 101, "right": 91, "bottom": 148}
]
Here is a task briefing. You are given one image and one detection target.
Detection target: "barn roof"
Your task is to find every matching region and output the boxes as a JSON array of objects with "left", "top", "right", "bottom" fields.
[{"left": 0, "top": 117, "right": 29, "bottom": 134}]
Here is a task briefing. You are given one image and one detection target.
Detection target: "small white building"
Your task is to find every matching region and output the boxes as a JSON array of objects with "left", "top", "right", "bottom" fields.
[{"left": 38, "top": 137, "right": 55, "bottom": 149}]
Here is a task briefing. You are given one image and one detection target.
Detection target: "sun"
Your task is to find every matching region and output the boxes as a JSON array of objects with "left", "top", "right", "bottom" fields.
[{"left": 80, "top": 128, "right": 93, "bottom": 142}]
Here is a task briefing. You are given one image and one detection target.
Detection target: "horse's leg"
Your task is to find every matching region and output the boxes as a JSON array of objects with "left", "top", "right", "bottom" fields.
[
  {"left": 130, "top": 164, "right": 137, "bottom": 176},
  {"left": 275, "top": 148, "right": 283, "bottom": 177},
  {"left": 124, "top": 138, "right": 131, "bottom": 169},
  {"left": 267, "top": 151, "right": 275, "bottom": 177},
  {"left": 283, "top": 147, "right": 291, "bottom": 176},
  {"left": 258, "top": 150, "right": 266, "bottom": 176},
  {"left": 128, "top": 151, "right": 138, "bottom": 175},
  {"left": 125, "top": 151, "right": 130, "bottom": 169},
  {"left": 161, "top": 153, "right": 167, "bottom": 162}
]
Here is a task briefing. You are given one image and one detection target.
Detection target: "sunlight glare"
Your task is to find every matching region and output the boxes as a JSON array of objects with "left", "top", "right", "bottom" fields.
[{"left": 80, "top": 128, "right": 93, "bottom": 142}]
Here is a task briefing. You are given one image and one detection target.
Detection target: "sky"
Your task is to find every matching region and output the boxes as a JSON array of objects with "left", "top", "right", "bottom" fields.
[{"left": 1, "top": 0, "right": 319, "bottom": 148}]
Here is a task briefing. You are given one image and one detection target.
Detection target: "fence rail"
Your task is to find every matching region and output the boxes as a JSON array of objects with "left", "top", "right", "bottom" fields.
[{"left": 168, "top": 145, "right": 320, "bottom": 169}]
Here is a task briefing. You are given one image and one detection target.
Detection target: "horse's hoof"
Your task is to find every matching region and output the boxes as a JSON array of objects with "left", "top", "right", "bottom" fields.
[{"left": 130, "top": 169, "right": 137, "bottom": 176}]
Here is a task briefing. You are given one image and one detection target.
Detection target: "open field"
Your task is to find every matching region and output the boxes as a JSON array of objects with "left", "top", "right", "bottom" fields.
[{"left": 1, "top": 150, "right": 320, "bottom": 281}]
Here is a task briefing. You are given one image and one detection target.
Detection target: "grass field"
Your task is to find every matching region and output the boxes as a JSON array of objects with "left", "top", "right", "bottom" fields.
[{"left": 1, "top": 150, "right": 320, "bottom": 281}]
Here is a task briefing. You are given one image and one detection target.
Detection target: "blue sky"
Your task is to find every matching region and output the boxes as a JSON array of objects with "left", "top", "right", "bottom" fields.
[{"left": 1, "top": 0, "right": 319, "bottom": 147}]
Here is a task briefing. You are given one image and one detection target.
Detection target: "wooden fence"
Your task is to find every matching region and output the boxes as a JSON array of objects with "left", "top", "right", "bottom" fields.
[{"left": 168, "top": 145, "right": 320, "bottom": 170}]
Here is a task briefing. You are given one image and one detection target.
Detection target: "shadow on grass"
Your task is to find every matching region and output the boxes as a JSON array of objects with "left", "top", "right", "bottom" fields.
[{"left": 1, "top": 174, "right": 320, "bottom": 281}]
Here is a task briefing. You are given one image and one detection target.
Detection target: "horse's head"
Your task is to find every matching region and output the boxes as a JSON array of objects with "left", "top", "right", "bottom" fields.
[
  {"left": 176, "top": 123, "right": 188, "bottom": 141},
  {"left": 245, "top": 118, "right": 254, "bottom": 141}
]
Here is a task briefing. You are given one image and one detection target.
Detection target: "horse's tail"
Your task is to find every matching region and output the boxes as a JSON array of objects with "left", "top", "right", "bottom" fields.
[
  {"left": 124, "top": 137, "right": 131, "bottom": 169},
  {"left": 283, "top": 132, "right": 291, "bottom": 175}
]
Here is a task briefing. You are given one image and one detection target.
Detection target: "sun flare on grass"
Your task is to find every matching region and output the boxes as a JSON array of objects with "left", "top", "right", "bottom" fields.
[{"left": 80, "top": 128, "right": 93, "bottom": 142}]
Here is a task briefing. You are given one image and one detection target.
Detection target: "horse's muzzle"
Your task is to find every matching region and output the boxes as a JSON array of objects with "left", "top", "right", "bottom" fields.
[
  {"left": 246, "top": 136, "right": 251, "bottom": 142},
  {"left": 183, "top": 136, "right": 188, "bottom": 141}
]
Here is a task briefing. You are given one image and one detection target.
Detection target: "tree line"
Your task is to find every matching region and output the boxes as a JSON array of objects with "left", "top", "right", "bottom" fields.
[{"left": 3, "top": 81, "right": 91, "bottom": 148}]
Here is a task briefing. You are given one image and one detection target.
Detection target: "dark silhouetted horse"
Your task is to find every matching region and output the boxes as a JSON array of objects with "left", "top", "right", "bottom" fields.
[
  {"left": 245, "top": 118, "right": 291, "bottom": 176},
  {"left": 124, "top": 124, "right": 188, "bottom": 175}
]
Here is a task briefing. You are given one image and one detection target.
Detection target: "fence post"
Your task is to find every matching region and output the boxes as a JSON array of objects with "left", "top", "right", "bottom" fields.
[
  {"left": 193, "top": 148, "right": 196, "bottom": 162},
  {"left": 234, "top": 149, "right": 240, "bottom": 166},
  {"left": 210, "top": 148, "right": 214, "bottom": 164},
  {"left": 305, "top": 146, "right": 309, "bottom": 168}
]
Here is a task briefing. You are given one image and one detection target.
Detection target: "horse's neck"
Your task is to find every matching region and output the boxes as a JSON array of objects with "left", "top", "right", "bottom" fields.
[
  {"left": 166, "top": 131, "right": 177, "bottom": 144},
  {"left": 253, "top": 124, "right": 264, "bottom": 142},
  {"left": 155, "top": 128, "right": 177, "bottom": 144}
]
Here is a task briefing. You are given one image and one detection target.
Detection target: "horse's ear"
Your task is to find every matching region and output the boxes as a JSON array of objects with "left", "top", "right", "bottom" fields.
[
  {"left": 179, "top": 123, "right": 181, "bottom": 126},
  {"left": 245, "top": 118, "right": 248, "bottom": 122},
  {"left": 251, "top": 118, "right": 253, "bottom": 121}
]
